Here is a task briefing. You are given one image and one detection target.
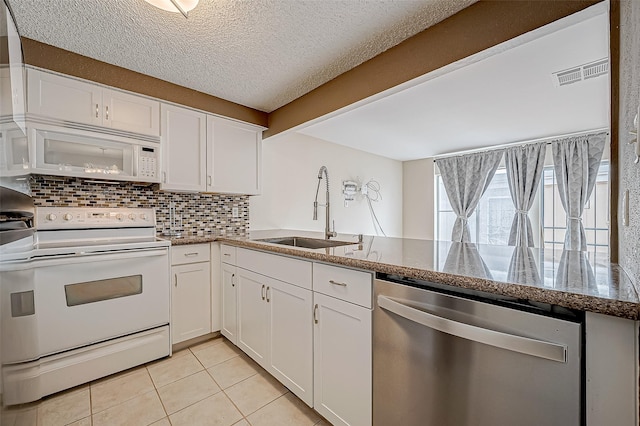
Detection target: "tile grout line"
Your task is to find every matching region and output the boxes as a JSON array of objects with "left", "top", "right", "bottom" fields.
[
  {"left": 149, "top": 362, "right": 171, "bottom": 425},
  {"left": 152, "top": 347, "right": 240, "bottom": 424}
]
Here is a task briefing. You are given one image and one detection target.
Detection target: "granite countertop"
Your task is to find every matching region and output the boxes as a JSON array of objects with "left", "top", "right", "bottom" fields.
[
  {"left": 167, "top": 234, "right": 219, "bottom": 245},
  {"left": 170, "top": 229, "right": 640, "bottom": 320}
]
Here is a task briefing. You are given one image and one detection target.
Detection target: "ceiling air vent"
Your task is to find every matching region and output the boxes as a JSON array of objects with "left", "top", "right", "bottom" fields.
[
  {"left": 552, "top": 57, "right": 609, "bottom": 87},
  {"left": 583, "top": 59, "right": 609, "bottom": 80},
  {"left": 556, "top": 68, "right": 582, "bottom": 86}
]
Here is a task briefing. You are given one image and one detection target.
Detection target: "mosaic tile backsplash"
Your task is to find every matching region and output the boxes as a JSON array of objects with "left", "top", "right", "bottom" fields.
[{"left": 30, "top": 175, "right": 249, "bottom": 237}]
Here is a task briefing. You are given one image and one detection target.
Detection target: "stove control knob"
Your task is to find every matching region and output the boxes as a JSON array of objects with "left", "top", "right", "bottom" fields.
[
  {"left": 63, "top": 213, "right": 73, "bottom": 221},
  {"left": 46, "top": 213, "right": 57, "bottom": 221},
  {"left": 140, "top": 213, "right": 148, "bottom": 221},
  {"left": 116, "top": 213, "right": 124, "bottom": 221},
  {"left": 128, "top": 213, "right": 136, "bottom": 220}
]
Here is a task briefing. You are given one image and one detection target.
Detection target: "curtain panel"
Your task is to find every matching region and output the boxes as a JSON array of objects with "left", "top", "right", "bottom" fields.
[
  {"left": 437, "top": 150, "right": 503, "bottom": 242},
  {"left": 552, "top": 133, "right": 607, "bottom": 251},
  {"left": 505, "top": 142, "right": 546, "bottom": 247}
]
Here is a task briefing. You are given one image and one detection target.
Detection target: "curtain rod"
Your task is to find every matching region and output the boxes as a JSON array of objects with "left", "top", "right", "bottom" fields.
[{"left": 433, "top": 127, "right": 609, "bottom": 161}]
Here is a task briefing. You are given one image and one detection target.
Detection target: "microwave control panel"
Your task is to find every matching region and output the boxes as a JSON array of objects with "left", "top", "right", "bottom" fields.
[{"left": 139, "top": 146, "right": 158, "bottom": 179}]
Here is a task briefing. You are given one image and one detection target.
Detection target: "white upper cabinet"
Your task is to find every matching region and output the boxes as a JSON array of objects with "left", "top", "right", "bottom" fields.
[
  {"left": 102, "top": 89, "right": 160, "bottom": 136},
  {"left": 28, "top": 69, "right": 101, "bottom": 126},
  {"left": 206, "top": 115, "right": 261, "bottom": 195},
  {"left": 160, "top": 104, "right": 207, "bottom": 191},
  {"left": 27, "top": 68, "right": 160, "bottom": 137}
]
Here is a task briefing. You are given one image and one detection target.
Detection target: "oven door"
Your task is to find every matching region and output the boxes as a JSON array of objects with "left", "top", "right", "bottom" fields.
[{"left": 2, "top": 246, "right": 169, "bottom": 364}]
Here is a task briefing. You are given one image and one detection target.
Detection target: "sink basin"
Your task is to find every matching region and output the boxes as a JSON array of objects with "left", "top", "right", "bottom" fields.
[{"left": 257, "top": 236, "right": 356, "bottom": 249}]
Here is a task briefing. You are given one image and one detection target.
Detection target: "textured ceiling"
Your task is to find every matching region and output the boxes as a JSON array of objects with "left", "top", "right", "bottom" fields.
[{"left": 7, "top": 0, "right": 477, "bottom": 112}]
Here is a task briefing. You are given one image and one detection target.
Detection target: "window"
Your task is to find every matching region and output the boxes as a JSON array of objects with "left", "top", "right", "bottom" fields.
[
  {"left": 436, "top": 170, "right": 515, "bottom": 245},
  {"left": 541, "top": 161, "right": 609, "bottom": 252},
  {"left": 435, "top": 160, "right": 609, "bottom": 253}
]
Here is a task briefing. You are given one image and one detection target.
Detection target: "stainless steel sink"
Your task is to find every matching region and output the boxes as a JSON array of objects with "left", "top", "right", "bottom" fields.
[{"left": 257, "top": 236, "right": 355, "bottom": 249}]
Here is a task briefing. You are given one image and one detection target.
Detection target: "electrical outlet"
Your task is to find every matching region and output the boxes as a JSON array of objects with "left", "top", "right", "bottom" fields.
[{"left": 232, "top": 207, "right": 239, "bottom": 218}]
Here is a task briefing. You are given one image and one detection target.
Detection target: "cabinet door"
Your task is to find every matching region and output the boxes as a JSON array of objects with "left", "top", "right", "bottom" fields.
[
  {"left": 171, "top": 262, "right": 211, "bottom": 344},
  {"left": 221, "top": 263, "right": 237, "bottom": 344},
  {"left": 314, "top": 292, "right": 372, "bottom": 426},
  {"left": 103, "top": 89, "right": 160, "bottom": 136},
  {"left": 237, "top": 268, "right": 268, "bottom": 365},
  {"left": 160, "top": 104, "right": 207, "bottom": 191},
  {"left": 267, "top": 278, "right": 313, "bottom": 407},
  {"left": 206, "top": 115, "right": 261, "bottom": 195},
  {"left": 27, "top": 69, "right": 102, "bottom": 126}
]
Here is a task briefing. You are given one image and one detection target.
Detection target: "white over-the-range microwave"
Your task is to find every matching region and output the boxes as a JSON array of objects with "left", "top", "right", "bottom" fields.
[{"left": 1, "top": 123, "right": 161, "bottom": 182}]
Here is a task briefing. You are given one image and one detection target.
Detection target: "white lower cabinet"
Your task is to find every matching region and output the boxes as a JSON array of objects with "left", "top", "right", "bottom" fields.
[
  {"left": 236, "top": 267, "right": 314, "bottom": 406},
  {"left": 237, "top": 268, "right": 269, "bottom": 364},
  {"left": 221, "top": 245, "right": 372, "bottom": 423},
  {"left": 268, "top": 277, "right": 313, "bottom": 405},
  {"left": 220, "top": 262, "right": 238, "bottom": 344},
  {"left": 171, "top": 244, "right": 211, "bottom": 344},
  {"left": 313, "top": 292, "right": 372, "bottom": 426}
]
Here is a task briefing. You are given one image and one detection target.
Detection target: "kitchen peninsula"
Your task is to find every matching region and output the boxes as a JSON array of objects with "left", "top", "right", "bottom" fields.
[
  {"left": 169, "top": 231, "right": 639, "bottom": 425},
  {"left": 171, "top": 231, "right": 639, "bottom": 320}
]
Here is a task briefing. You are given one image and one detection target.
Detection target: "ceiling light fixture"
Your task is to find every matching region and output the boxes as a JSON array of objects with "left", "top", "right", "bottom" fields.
[{"left": 144, "top": 0, "right": 199, "bottom": 19}]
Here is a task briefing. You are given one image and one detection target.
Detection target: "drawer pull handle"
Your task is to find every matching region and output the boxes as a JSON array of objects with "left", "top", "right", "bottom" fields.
[
  {"left": 231, "top": 273, "right": 235, "bottom": 287},
  {"left": 313, "top": 304, "right": 319, "bottom": 324},
  {"left": 261, "top": 284, "right": 266, "bottom": 301},
  {"left": 266, "top": 286, "right": 270, "bottom": 302},
  {"left": 95, "top": 103, "right": 99, "bottom": 118},
  {"left": 223, "top": 253, "right": 231, "bottom": 257},
  {"left": 174, "top": 273, "right": 178, "bottom": 287},
  {"left": 105, "top": 105, "right": 109, "bottom": 120},
  {"left": 329, "top": 280, "right": 347, "bottom": 287},
  {"left": 184, "top": 252, "right": 199, "bottom": 257}
]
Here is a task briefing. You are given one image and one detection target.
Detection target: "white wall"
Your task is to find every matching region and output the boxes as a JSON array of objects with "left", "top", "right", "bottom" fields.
[
  {"left": 402, "top": 158, "right": 435, "bottom": 240},
  {"left": 250, "top": 132, "right": 403, "bottom": 237}
]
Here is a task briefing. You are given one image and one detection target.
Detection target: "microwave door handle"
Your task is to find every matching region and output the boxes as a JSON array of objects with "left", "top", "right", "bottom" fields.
[{"left": 377, "top": 295, "right": 567, "bottom": 363}]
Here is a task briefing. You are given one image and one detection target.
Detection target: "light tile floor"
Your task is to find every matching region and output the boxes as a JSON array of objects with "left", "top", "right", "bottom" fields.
[{"left": 2, "top": 337, "right": 329, "bottom": 426}]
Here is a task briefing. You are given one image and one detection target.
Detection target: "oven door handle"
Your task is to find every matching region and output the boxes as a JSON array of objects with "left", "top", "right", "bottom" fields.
[
  {"left": 377, "top": 295, "right": 567, "bottom": 363},
  {"left": 29, "top": 248, "right": 168, "bottom": 267}
]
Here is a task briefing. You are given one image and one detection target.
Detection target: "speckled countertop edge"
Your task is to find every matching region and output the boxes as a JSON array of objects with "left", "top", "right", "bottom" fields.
[
  {"left": 167, "top": 236, "right": 218, "bottom": 245},
  {"left": 168, "top": 234, "right": 640, "bottom": 320}
]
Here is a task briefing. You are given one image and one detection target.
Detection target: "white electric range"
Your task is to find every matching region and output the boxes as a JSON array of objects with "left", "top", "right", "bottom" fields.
[{"left": 0, "top": 206, "right": 171, "bottom": 406}]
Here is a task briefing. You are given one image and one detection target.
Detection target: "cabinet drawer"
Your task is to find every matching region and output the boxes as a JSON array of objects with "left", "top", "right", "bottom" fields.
[
  {"left": 171, "top": 244, "right": 211, "bottom": 265},
  {"left": 313, "top": 263, "right": 372, "bottom": 308},
  {"left": 236, "top": 248, "right": 312, "bottom": 290},
  {"left": 221, "top": 244, "right": 237, "bottom": 264}
]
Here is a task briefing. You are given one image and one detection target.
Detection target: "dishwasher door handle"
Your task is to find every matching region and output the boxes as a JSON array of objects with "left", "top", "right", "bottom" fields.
[{"left": 377, "top": 295, "right": 567, "bottom": 363}]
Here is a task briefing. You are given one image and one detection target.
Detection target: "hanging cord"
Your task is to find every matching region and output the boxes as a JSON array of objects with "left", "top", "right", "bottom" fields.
[{"left": 363, "top": 179, "right": 386, "bottom": 237}]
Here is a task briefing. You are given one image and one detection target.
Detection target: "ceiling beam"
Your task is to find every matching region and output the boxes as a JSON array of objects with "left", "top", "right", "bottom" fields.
[{"left": 265, "top": 0, "right": 600, "bottom": 138}]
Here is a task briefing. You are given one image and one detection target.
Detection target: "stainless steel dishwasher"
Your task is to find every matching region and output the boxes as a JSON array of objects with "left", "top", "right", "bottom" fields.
[{"left": 373, "top": 275, "right": 583, "bottom": 426}]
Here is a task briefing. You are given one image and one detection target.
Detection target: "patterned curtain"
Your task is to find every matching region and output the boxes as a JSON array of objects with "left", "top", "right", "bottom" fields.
[
  {"left": 437, "top": 150, "right": 504, "bottom": 242},
  {"left": 505, "top": 143, "right": 546, "bottom": 247},
  {"left": 506, "top": 246, "right": 542, "bottom": 285},
  {"left": 552, "top": 133, "right": 607, "bottom": 250}
]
